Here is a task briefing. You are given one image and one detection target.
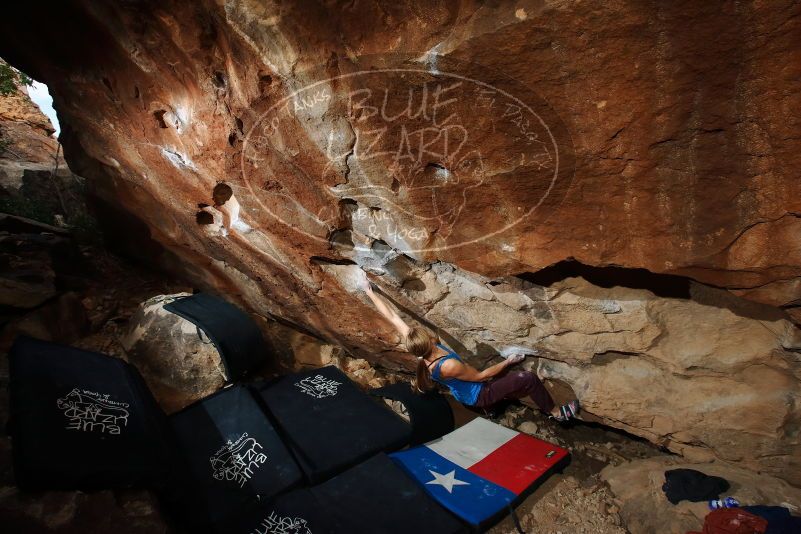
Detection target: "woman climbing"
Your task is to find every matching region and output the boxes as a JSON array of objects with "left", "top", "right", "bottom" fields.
[{"left": 359, "top": 273, "right": 580, "bottom": 422}]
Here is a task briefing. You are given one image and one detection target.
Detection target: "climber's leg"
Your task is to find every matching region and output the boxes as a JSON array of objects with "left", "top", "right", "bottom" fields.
[{"left": 474, "top": 370, "right": 555, "bottom": 414}]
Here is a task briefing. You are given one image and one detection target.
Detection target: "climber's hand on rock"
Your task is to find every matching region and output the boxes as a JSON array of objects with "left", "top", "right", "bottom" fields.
[{"left": 505, "top": 353, "right": 525, "bottom": 364}]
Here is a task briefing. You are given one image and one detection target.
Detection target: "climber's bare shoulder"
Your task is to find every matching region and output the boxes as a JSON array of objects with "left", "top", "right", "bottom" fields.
[
  {"left": 435, "top": 358, "right": 458, "bottom": 376},
  {"left": 436, "top": 358, "right": 475, "bottom": 380}
]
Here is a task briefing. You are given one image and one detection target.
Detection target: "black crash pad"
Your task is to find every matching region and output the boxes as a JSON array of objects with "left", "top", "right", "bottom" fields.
[
  {"left": 371, "top": 382, "right": 454, "bottom": 446},
  {"left": 225, "top": 454, "right": 466, "bottom": 534},
  {"left": 167, "top": 385, "right": 303, "bottom": 530},
  {"left": 256, "top": 366, "right": 410, "bottom": 483},
  {"left": 164, "top": 292, "right": 267, "bottom": 381},
  {"left": 8, "top": 336, "right": 172, "bottom": 490}
]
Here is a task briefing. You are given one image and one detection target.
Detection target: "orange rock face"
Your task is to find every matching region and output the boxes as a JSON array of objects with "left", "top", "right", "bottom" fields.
[
  {"left": 0, "top": 83, "right": 63, "bottom": 172},
  {"left": 0, "top": 0, "right": 799, "bottom": 482},
  {"left": 0, "top": 0, "right": 796, "bottom": 312}
]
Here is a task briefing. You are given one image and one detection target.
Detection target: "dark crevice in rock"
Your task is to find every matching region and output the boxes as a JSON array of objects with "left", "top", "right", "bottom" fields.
[
  {"left": 591, "top": 350, "right": 640, "bottom": 366},
  {"left": 309, "top": 255, "right": 356, "bottom": 266},
  {"left": 336, "top": 198, "right": 358, "bottom": 229},
  {"left": 516, "top": 260, "right": 788, "bottom": 321},
  {"left": 608, "top": 125, "right": 626, "bottom": 141},
  {"left": 517, "top": 260, "right": 692, "bottom": 299},
  {"left": 328, "top": 229, "right": 354, "bottom": 251},
  {"left": 212, "top": 70, "right": 226, "bottom": 89},
  {"left": 401, "top": 278, "right": 426, "bottom": 291},
  {"left": 153, "top": 109, "right": 169, "bottom": 129},
  {"left": 521, "top": 260, "right": 789, "bottom": 322},
  {"left": 572, "top": 418, "right": 671, "bottom": 452},
  {"left": 689, "top": 281, "right": 787, "bottom": 322},
  {"left": 196, "top": 211, "right": 213, "bottom": 225},
  {"left": 262, "top": 180, "right": 281, "bottom": 192},
  {"left": 101, "top": 76, "right": 113, "bottom": 94},
  {"left": 371, "top": 239, "right": 392, "bottom": 256},
  {"left": 257, "top": 72, "right": 272, "bottom": 93}
]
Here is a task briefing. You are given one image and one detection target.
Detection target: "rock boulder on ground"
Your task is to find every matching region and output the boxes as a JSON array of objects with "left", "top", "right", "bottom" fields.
[{"left": 120, "top": 293, "right": 225, "bottom": 412}]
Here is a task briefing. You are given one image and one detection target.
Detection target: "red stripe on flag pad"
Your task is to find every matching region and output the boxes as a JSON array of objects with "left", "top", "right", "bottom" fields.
[{"left": 467, "top": 433, "right": 569, "bottom": 495}]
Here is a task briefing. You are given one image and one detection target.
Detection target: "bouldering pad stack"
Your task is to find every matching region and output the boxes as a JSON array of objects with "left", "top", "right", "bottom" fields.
[
  {"left": 166, "top": 385, "right": 303, "bottom": 531},
  {"left": 256, "top": 366, "right": 410, "bottom": 482},
  {"left": 8, "top": 326, "right": 570, "bottom": 533},
  {"left": 228, "top": 454, "right": 467, "bottom": 534},
  {"left": 8, "top": 336, "right": 173, "bottom": 490}
]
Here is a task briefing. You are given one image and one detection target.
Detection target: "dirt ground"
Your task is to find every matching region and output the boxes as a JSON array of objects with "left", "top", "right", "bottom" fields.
[{"left": 490, "top": 475, "right": 626, "bottom": 534}]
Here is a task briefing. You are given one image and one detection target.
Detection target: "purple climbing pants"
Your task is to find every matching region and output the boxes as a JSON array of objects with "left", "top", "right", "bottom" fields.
[{"left": 474, "top": 370, "right": 555, "bottom": 414}]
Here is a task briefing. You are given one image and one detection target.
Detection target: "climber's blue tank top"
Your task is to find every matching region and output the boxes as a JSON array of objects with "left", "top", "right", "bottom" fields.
[{"left": 429, "top": 344, "right": 483, "bottom": 406}]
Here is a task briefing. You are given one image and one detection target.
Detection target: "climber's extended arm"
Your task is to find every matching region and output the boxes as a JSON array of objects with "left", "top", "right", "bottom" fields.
[
  {"left": 360, "top": 274, "right": 410, "bottom": 338},
  {"left": 439, "top": 357, "right": 513, "bottom": 382}
]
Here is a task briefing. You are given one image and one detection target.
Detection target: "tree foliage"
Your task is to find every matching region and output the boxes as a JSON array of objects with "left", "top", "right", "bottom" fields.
[{"left": 0, "top": 58, "right": 33, "bottom": 96}]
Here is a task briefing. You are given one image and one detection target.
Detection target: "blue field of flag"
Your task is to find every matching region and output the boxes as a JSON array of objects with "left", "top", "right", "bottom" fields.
[{"left": 391, "top": 445, "right": 516, "bottom": 526}]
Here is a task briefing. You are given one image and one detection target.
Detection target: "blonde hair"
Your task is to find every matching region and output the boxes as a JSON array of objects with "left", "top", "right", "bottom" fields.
[
  {"left": 405, "top": 327, "right": 437, "bottom": 393},
  {"left": 405, "top": 327, "right": 435, "bottom": 358}
]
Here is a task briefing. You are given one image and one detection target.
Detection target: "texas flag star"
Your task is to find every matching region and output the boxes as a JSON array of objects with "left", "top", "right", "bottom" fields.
[
  {"left": 391, "top": 417, "right": 570, "bottom": 528},
  {"left": 426, "top": 469, "right": 469, "bottom": 493}
]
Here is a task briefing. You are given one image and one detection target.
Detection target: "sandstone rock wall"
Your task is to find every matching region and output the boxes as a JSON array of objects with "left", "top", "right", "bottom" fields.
[
  {"left": 0, "top": 0, "right": 799, "bottom": 483},
  {"left": 321, "top": 261, "right": 801, "bottom": 482},
  {"left": 0, "top": 82, "right": 59, "bottom": 163},
  {"left": 0, "top": 81, "right": 60, "bottom": 169},
  {"left": 0, "top": 82, "right": 85, "bottom": 226}
]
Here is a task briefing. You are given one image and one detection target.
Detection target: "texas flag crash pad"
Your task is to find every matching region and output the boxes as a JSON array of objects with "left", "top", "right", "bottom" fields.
[{"left": 390, "top": 417, "right": 570, "bottom": 528}]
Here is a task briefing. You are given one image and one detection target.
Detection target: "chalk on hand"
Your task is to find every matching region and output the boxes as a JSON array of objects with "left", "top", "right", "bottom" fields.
[
  {"left": 330, "top": 265, "right": 365, "bottom": 294},
  {"left": 499, "top": 345, "right": 539, "bottom": 360},
  {"left": 506, "top": 353, "right": 525, "bottom": 364}
]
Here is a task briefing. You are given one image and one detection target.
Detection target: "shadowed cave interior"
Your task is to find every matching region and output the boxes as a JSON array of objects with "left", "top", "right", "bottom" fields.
[{"left": 0, "top": 1, "right": 800, "bottom": 533}]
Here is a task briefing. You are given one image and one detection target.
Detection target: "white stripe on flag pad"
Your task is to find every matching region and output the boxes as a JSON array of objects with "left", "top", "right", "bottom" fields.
[{"left": 426, "top": 417, "right": 518, "bottom": 469}]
